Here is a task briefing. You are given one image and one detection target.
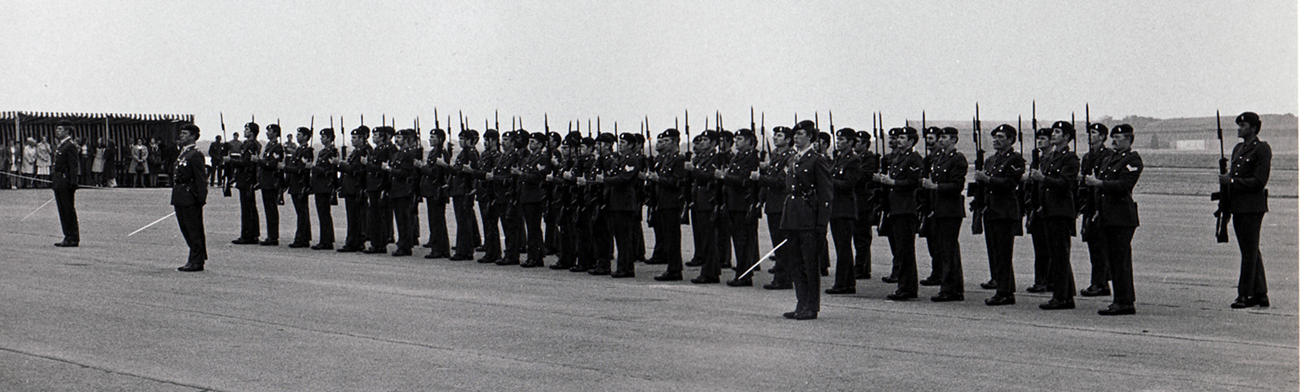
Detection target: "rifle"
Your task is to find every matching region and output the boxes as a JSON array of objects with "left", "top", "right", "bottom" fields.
[
  {"left": 872, "top": 112, "right": 891, "bottom": 236},
  {"left": 643, "top": 117, "right": 659, "bottom": 228},
  {"left": 680, "top": 109, "right": 692, "bottom": 225},
  {"left": 968, "top": 104, "right": 986, "bottom": 235},
  {"left": 1211, "top": 110, "right": 1231, "bottom": 242},
  {"left": 1080, "top": 104, "right": 1099, "bottom": 241},
  {"left": 1024, "top": 101, "right": 1041, "bottom": 232},
  {"left": 917, "top": 111, "right": 932, "bottom": 238},
  {"left": 220, "top": 112, "right": 234, "bottom": 197},
  {"left": 749, "top": 109, "right": 766, "bottom": 220}
]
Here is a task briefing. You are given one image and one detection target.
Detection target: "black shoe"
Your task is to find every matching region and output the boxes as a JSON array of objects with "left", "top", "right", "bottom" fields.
[
  {"left": 854, "top": 273, "right": 871, "bottom": 280},
  {"left": 886, "top": 291, "right": 917, "bottom": 301},
  {"left": 288, "top": 242, "right": 310, "bottom": 249},
  {"left": 1232, "top": 295, "right": 1270, "bottom": 308},
  {"left": 654, "top": 272, "right": 683, "bottom": 281},
  {"left": 520, "top": 260, "right": 544, "bottom": 268},
  {"left": 588, "top": 268, "right": 611, "bottom": 276},
  {"left": 495, "top": 259, "right": 520, "bottom": 266},
  {"left": 310, "top": 243, "right": 333, "bottom": 250},
  {"left": 919, "top": 278, "right": 941, "bottom": 286},
  {"left": 1026, "top": 284, "right": 1050, "bottom": 293},
  {"left": 569, "top": 265, "right": 590, "bottom": 273},
  {"left": 782, "top": 311, "right": 798, "bottom": 319},
  {"left": 985, "top": 295, "right": 1016, "bottom": 306},
  {"left": 337, "top": 246, "right": 361, "bottom": 253},
  {"left": 684, "top": 260, "right": 705, "bottom": 267},
  {"left": 479, "top": 257, "right": 501, "bottom": 264},
  {"left": 1039, "top": 298, "right": 1076, "bottom": 310},
  {"left": 259, "top": 239, "right": 279, "bottom": 246},
  {"left": 362, "top": 247, "right": 386, "bottom": 254},
  {"left": 644, "top": 258, "right": 667, "bottom": 265},
  {"left": 1098, "top": 304, "right": 1137, "bottom": 316},
  {"left": 1080, "top": 285, "right": 1111, "bottom": 297},
  {"left": 549, "top": 263, "right": 573, "bottom": 270},
  {"left": 825, "top": 286, "right": 856, "bottom": 295},
  {"left": 391, "top": 248, "right": 412, "bottom": 257},
  {"left": 763, "top": 282, "right": 793, "bottom": 290},
  {"left": 767, "top": 267, "right": 777, "bottom": 274},
  {"left": 232, "top": 238, "right": 257, "bottom": 245},
  {"left": 979, "top": 280, "right": 998, "bottom": 290},
  {"left": 793, "top": 311, "right": 818, "bottom": 320},
  {"left": 422, "top": 242, "right": 433, "bottom": 248},
  {"left": 690, "top": 276, "right": 719, "bottom": 284},
  {"left": 448, "top": 254, "right": 473, "bottom": 261},
  {"left": 1251, "top": 296, "right": 1271, "bottom": 308},
  {"left": 610, "top": 270, "right": 635, "bottom": 278},
  {"left": 177, "top": 263, "right": 203, "bottom": 272},
  {"left": 726, "top": 277, "right": 753, "bottom": 287},
  {"left": 54, "top": 241, "right": 78, "bottom": 247},
  {"left": 931, "top": 292, "right": 965, "bottom": 302},
  {"left": 425, "top": 252, "right": 450, "bottom": 259},
  {"left": 882, "top": 275, "right": 899, "bottom": 284}
]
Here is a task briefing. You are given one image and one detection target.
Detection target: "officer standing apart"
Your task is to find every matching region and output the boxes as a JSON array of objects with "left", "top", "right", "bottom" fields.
[
  {"left": 921, "top": 127, "right": 968, "bottom": 302},
  {"left": 974, "top": 124, "right": 1025, "bottom": 306},
  {"left": 173, "top": 124, "right": 208, "bottom": 272},
  {"left": 1085, "top": 123, "right": 1142, "bottom": 315},
  {"left": 51, "top": 120, "right": 81, "bottom": 247},
  {"left": 1031, "top": 121, "right": 1080, "bottom": 310},
  {"left": 781, "top": 120, "right": 831, "bottom": 320},
  {"left": 1221, "top": 112, "right": 1271, "bottom": 309}
]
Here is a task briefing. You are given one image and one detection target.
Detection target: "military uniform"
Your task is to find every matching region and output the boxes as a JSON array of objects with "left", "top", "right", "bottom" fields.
[
  {"left": 364, "top": 130, "right": 395, "bottom": 253},
  {"left": 977, "top": 127, "right": 1025, "bottom": 305},
  {"left": 309, "top": 131, "right": 338, "bottom": 250},
  {"left": 780, "top": 122, "right": 832, "bottom": 320},
  {"left": 924, "top": 128, "right": 968, "bottom": 301},
  {"left": 1094, "top": 124, "right": 1142, "bottom": 315},
  {"left": 517, "top": 133, "right": 552, "bottom": 267},
  {"left": 231, "top": 126, "right": 262, "bottom": 244},
  {"left": 388, "top": 130, "right": 419, "bottom": 256},
  {"left": 418, "top": 133, "right": 450, "bottom": 258},
  {"left": 495, "top": 133, "right": 525, "bottom": 265},
  {"left": 448, "top": 131, "right": 480, "bottom": 260},
  {"left": 883, "top": 128, "right": 924, "bottom": 300},
  {"left": 826, "top": 131, "right": 862, "bottom": 293},
  {"left": 1038, "top": 122, "right": 1080, "bottom": 309},
  {"left": 605, "top": 134, "right": 645, "bottom": 277},
  {"left": 852, "top": 131, "right": 882, "bottom": 280},
  {"left": 284, "top": 130, "right": 314, "bottom": 248},
  {"left": 337, "top": 131, "right": 371, "bottom": 252},
  {"left": 687, "top": 133, "right": 724, "bottom": 283},
  {"left": 721, "top": 131, "right": 760, "bottom": 285},
  {"left": 649, "top": 130, "right": 689, "bottom": 281},
  {"left": 757, "top": 136, "right": 796, "bottom": 289},
  {"left": 51, "top": 133, "right": 80, "bottom": 246},
  {"left": 1079, "top": 127, "right": 1115, "bottom": 296},
  {"left": 1226, "top": 112, "right": 1271, "bottom": 309},
  {"left": 569, "top": 138, "right": 599, "bottom": 272},
  {"left": 256, "top": 128, "right": 285, "bottom": 245},
  {"left": 476, "top": 132, "right": 504, "bottom": 264},
  {"left": 172, "top": 137, "right": 208, "bottom": 270}
]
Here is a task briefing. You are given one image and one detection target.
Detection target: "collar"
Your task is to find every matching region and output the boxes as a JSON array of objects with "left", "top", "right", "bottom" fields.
[{"left": 794, "top": 143, "right": 816, "bottom": 160}]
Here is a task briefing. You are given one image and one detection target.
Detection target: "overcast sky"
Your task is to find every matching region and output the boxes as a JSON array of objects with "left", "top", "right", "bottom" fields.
[{"left": 2, "top": 0, "right": 1295, "bottom": 141}]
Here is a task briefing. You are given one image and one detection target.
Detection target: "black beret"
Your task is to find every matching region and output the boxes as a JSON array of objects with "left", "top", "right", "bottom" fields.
[
  {"left": 319, "top": 128, "right": 335, "bottom": 138},
  {"left": 736, "top": 128, "right": 756, "bottom": 140},
  {"left": 397, "top": 128, "right": 416, "bottom": 138},
  {"left": 245, "top": 122, "right": 260, "bottom": 132},
  {"left": 596, "top": 132, "right": 616, "bottom": 143},
  {"left": 375, "top": 126, "right": 395, "bottom": 136},
  {"left": 582, "top": 137, "right": 596, "bottom": 146},
  {"left": 835, "top": 128, "right": 858, "bottom": 140},
  {"left": 459, "top": 129, "right": 479, "bottom": 140},
  {"left": 180, "top": 123, "right": 200, "bottom": 135},
  {"left": 564, "top": 131, "right": 582, "bottom": 143},
  {"left": 526, "top": 131, "right": 546, "bottom": 143},
  {"left": 718, "top": 130, "right": 735, "bottom": 141},
  {"left": 266, "top": 124, "right": 281, "bottom": 133},
  {"left": 887, "top": 127, "right": 903, "bottom": 136},
  {"left": 924, "top": 126, "right": 943, "bottom": 136},
  {"left": 658, "top": 128, "right": 680, "bottom": 139},
  {"left": 1110, "top": 124, "right": 1134, "bottom": 137},
  {"left": 698, "top": 130, "right": 719, "bottom": 142},
  {"left": 991, "top": 124, "right": 1017, "bottom": 139},
  {"left": 1236, "top": 112, "right": 1261, "bottom": 128},
  {"left": 297, "top": 126, "right": 311, "bottom": 135},
  {"left": 618, "top": 133, "right": 637, "bottom": 144},
  {"left": 816, "top": 132, "right": 831, "bottom": 144},
  {"left": 1050, "top": 121, "right": 1075, "bottom": 139},
  {"left": 429, "top": 128, "right": 445, "bottom": 138},
  {"left": 352, "top": 125, "right": 370, "bottom": 137},
  {"left": 483, "top": 129, "right": 500, "bottom": 140},
  {"left": 856, "top": 131, "right": 872, "bottom": 142},
  {"left": 1087, "top": 123, "right": 1109, "bottom": 136},
  {"left": 901, "top": 126, "right": 919, "bottom": 137},
  {"left": 1035, "top": 128, "right": 1052, "bottom": 138},
  {"left": 548, "top": 132, "right": 562, "bottom": 144},
  {"left": 941, "top": 127, "right": 959, "bottom": 136},
  {"left": 794, "top": 120, "right": 817, "bottom": 132},
  {"left": 772, "top": 126, "right": 795, "bottom": 138}
]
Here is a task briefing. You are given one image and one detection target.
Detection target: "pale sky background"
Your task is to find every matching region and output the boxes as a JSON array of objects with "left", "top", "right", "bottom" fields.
[{"left": 2, "top": 0, "right": 1296, "bottom": 141}]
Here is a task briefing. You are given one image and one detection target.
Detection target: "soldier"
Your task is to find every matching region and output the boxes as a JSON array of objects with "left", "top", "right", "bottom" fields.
[
  {"left": 417, "top": 128, "right": 451, "bottom": 259},
  {"left": 825, "top": 128, "right": 862, "bottom": 294},
  {"left": 284, "top": 127, "right": 314, "bottom": 248},
  {"left": 495, "top": 130, "right": 526, "bottom": 266},
  {"left": 814, "top": 132, "right": 833, "bottom": 277},
  {"left": 1031, "top": 121, "right": 1080, "bottom": 310},
  {"left": 447, "top": 129, "right": 480, "bottom": 261},
  {"left": 755, "top": 126, "right": 796, "bottom": 290},
  {"left": 1086, "top": 123, "right": 1143, "bottom": 315},
  {"left": 718, "top": 128, "right": 760, "bottom": 286},
  {"left": 879, "top": 131, "right": 900, "bottom": 283},
  {"left": 208, "top": 135, "right": 227, "bottom": 187},
  {"left": 1079, "top": 123, "right": 1114, "bottom": 297},
  {"left": 309, "top": 128, "right": 338, "bottom": 250},
  {"left": 580, "top": 133, "right": 616, "bottom": 274},
  {"left": 544, "top": 132, "right": 563, "bottom": 256},
  {"left": 1024, "top": 128, "right": 1053, "bottom": 293},
  {"left": 599, "top": 133, "right": 645, "bottom": 278},
  {"left": 254, "top": 124, "right": 285, "bottom": 246},
  {"left": 363, "top": 127, "right": 395, "bottom": 254},
  {"left": 51, "top": 120, "right": 81, "bottom": 247},
  {"left": 781, "top": 120, "right": 832, "bottom": 320},
  {"left": 514, "top": 132, "right": 552, "bottom": 268},
  {"left": 173, "top": 124, "right": 208, "bottom": 271},
  {"left": 336, "top": 126, "right": 371, "bottom": 253},
  {"left": 569, "top": 135, "right": 600, "bottom": 272},
  {"left": 921, "top": 127, "right": 968, "bottom": 302},
  {"left": 875, "top": 126, "right": 923, "bottom": 301},
  {"left": 918, "top": 127, "right": 941, "bottom": 286},
  {"left": 852, "top": 130, "right": 882, "bottom": 280},
  {"left": 647, "top": 128, "right": 689, "bottom": 281},
  {"left": 476, "top": 129, "right": 504, "bottom": 264},
  {"left": 629, "top": 133, "right": 649, "bottom": 264},
  {"left": 975, "top": 124, "right": 1026, "bottom": 306},
  {"left": 685, "top": 131, "right": 722, "bottom": 283},
  {"left": 1222, "top": 112, "right": 1271, "bottom": 309},
  {"left": 385, "top": 129, "right": 419, "bottom": 257},
  {"left": 230, "top": 123, "right": 262, "bottom": 245}
]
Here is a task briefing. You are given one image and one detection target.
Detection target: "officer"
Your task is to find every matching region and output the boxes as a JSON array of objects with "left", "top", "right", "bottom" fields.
[
  {"left": 309, "top": 128, "right": 338, "bottom": 250},
  {"left": 231, "top": 123, "right": 262, "bottom": 244},
  {"left": 1079, "top": 123, "right": 1114, "bottom": 297},
  {"left": 718, "top": 128, "right": 760, "bottom": 286},
  {"left": 685, "top": 131, "right": 723, "bottom": 283},
  {"left": 363, "top": 126, "right": 395, "bottom": 254},
  {"left": 1086, "top": 123, "right": 1142, "bottom": 315},
  {"left": 1024, "top": 128, "right": 1054, "bottom": 293},
  {"left": 254, "top": 124, "right": 285, "bottom": 246},
  {"left": 975, "top": 124, "right": 1026, "bottom": 306},
  {"left": 172, "top": 124, "right": 208, "bottom": 271},
  {"left": 476, "top": 129, "right": 504, "bottom": 264},
  {"left": 336, "top": 126, "right": 371, "bottom": 253},
  {"left": 825, "top": 128, "right": 862, "bottom": 294},
  {"left": 1222, "top": 112, "right": 1272, "bottom": 309},
  {"left": 852, "top": 130, "right": 882, "bottom": 280},
  {"left": 514, "top": 132, "right": 552, "bottom": 268},
  {"left": 755, "top": 126, "right": 796, "bottom": 290},
  {"left": 875, "top": 126, "right": 923, "bottom": 301},
  {"left": 385, "top": 128, "right": 419, "bottom": 256},
  {"left": 51, "top": 120, "right": 81, "bottom": 247},
  {"left": 1031, "top": 121, "right": 1080, "bottom": 310},
  {"left": 647, "top": 128, "right": 689, "bottom": 281},
  {"left": 284, "top": 127, "right": 315, "bottom": 248},
  {"left": 446, "top": 129, "right": 480, "bottom": 260},
  {"left": 416, "top": 128, "right": 451, "bottom": 259},
  {"left": 921, "top": 127, "right": 968, "bottom": 302},
  {"left": 781, "top": 120, "right": 832, "bottom": 320}
]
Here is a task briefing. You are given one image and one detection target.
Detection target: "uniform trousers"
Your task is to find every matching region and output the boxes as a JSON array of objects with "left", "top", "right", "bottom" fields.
[
  {"left": 479, "top": 200, "right": 502, "bottom": 261},
  {"left": 342, "top": 195, "right": 365, "bottom": 248},
  {"left": 1233, "top": 212, "right": 1267, "bottom": 299},
  {"left": 239, "top": 187, "right": 260, "bottom": 240},
  {"left": 556, "top": 208, "right": 579, "bottom": 267},
  {"left": 590, "top": 210, "right": 612, "bottom": 269},
  {"left": 609, "top": 210, "right": 636, "bottom": 273},
  {"left": 1103, "top": 226, "right": 1136, "bottom": 305},
  {"left": 575, "top": 208, "right": 597, "bottom": 269},
  {"left": 54, "top": 186, "right": 79, "bottom": 243},
  {"left": 984, "top": 220, "right": 1017, "bottom": 297},
  {"left": 1085, "top": 232, "right": 1111, "bottom": 289},
  {"left": 930, "top": 217, "right": 964, "bottom": 295},
  {"left": 391, "top": 196, "right": 414, "bottom": 251},
  {"left": 425, "top": 198, "right": 449, "bottom": 255},
  {"left": 175, "top": 204, "right": 207, "bottom": 265},
  {"left": 451, "top": 195, "right": 475, "bottom": 257},
  {"left": 830, "top": 217, "right": 857, "bottom": 289},
  {"left": 260, "top": 188, "right": 280, "bottom": 241},
  {"left": 501, "top": 205, "right": 525, "bottom": 263},
  {"left": 782, "top": 229, "right": 824, "bottom": 314},
  {"left": 1045, "top": 217, "right": 1076, "bottom": 301},
  {"left": 766, "top": 211, "right": 790, "bottom": 285},
  {"left": 291, "top": 193, "right": 311, "bottom": 244},
  {"left": 690, "top": 208, "right": 717, "bottom": 268},
  {"left": 1030, "top": 219, "right": 1050, "bottom": 287},
  {"left": 888, "top": 214, "right": 919, "bottom": 294},
  {"left": 314, "top": 193, "right": 335, "bottom": 246},
  {"left": 653, "top": 207, "right": 683, "bottom": 274},
  {"left": 729, "top": 211, "right": 759, "bottom": 279},
  {"left": 521, "top": 202, "right": 545, "bottom": 263},
  {"left": 714, "top": 208, "right": 733, "bottom": 268},
  {"left": 366, "top": 191, "right": 391, "bottom": 249},
  {"left": 882, "top": 216, "right": 901, "bottom": 280},
  {"left": 852, "top": 211, "right": 874, "bottom": 277}
]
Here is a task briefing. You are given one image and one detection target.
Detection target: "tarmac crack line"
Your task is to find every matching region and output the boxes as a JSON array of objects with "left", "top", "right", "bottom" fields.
[{"left": 0, "top": 345, "right": 223, "bottom": 392}]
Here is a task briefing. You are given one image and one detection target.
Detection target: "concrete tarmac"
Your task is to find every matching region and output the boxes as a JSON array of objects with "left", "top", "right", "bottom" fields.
[{"left": 1, "top": 188, "right": 1295, "bottom": 391}]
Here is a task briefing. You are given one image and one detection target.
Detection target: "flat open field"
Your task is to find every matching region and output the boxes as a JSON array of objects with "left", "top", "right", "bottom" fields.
[{"left": 1, "top": 186, "right": 1295, "bottom": 391}]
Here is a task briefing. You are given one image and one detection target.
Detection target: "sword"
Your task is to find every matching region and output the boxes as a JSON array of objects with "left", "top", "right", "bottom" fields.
[
  {"left": 128, "top": 212, "right": 177, "bottom": 236},
  {"left": 737, "top": 239, "right": 788, "bottom": 280},
  {"left": 20, "top": 197, "right": 55, "bottom": 222}
]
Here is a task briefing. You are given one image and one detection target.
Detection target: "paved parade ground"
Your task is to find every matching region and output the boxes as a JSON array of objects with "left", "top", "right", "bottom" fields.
[{"left": 1, "top": 187, "right": 1296, "bottom": 391}]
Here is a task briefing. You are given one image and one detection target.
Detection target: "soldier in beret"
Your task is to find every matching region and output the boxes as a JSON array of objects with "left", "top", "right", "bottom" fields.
[
  {"left": 581, "top": 132, "right": 617, "bottom": 274},
  {"left": 685, "top": 131, "right": 724, "bottom": 283},
  {"left": 1222, "top": 112, "right": 1272, "bottom": 309},
  {"left": 921, "top": 127, "right": 968, "bottom": 302},
  {"left": 781, "top": 120, "right": 832, "bottom": 320},
  {"left": 598, "top": 133, "right": 645, "bottom": 277},
  {"left": 1079, "top": 123, "right": 1115, "bottom": 297},
  {"left": 918, "top": 127, "right": 942, "bottom": 286},
  {"left": 336, "top": 126, "right": 371, "bottom": 253},
  {"left": 283, "top": 127, "right": 315, "bottom": 248},
  {"left": 825, "top": 128, "right": 863, "bottom": 294},
  {"left": 719, "top": 128, "right": 761, "bottom": 286},
  {"left": 173, "top": 124, "right": 208, "bottom": 271},
  {"left": 385, "top": 129, "right": 420, "bottom": 256},
  {"left": 754, "top": 126, "right": 797, "bottom": 290},
  {"left": 647, "top": 128, "right": 690, "bottom": 281},
  {"left": 975, "top": 125, "right": 1026, "bottom": 306},
  {"left": 514, "top": 132, "right": 552, "bottom": 267},
  {"left": 475, "top": 129, "right": 504, "bottom": 264},
  {"left": 231, "top": 123, "right": 263, "bottom": 245},
  {"left": 254, "top": 124, "right": 285, "bottom": 246},
  {"left": 309, "top": 128, "right": 338, "bottom": 250},
  {"left": 448, "top": 129, "right": 481, "bottom": 261},
  {"left": 50, "top": 120, "right": 81, "bottom": 247},
  {"left": 1031, "top": 121, "right": 1080, "bottom": 310},
  {"left": 1085, "top": 123, "right": 1142, "bottom": 315},
  {"left": 715, "top": 130, "right": 736, "bottom": 270},
  {"left": 1024, "top": 128, "right": 1054, "bottom": 293},
  {"left": 494, "top": 130, "right": 526, "bottom": 266},
  {"left": 416, "top": 128, "right": 451, "bottom": 258},
  {"left": 875, "top": 126, "right": 923, "bottom": 300},
  {"left": 363, "top": 126, "right": 396, "bottom": 254},
  {"left": 548, "top": 132, "right": 582, "bottom": 270},
  {"left": 851, "top": 130, "right": 882, "bottom": 280}
]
